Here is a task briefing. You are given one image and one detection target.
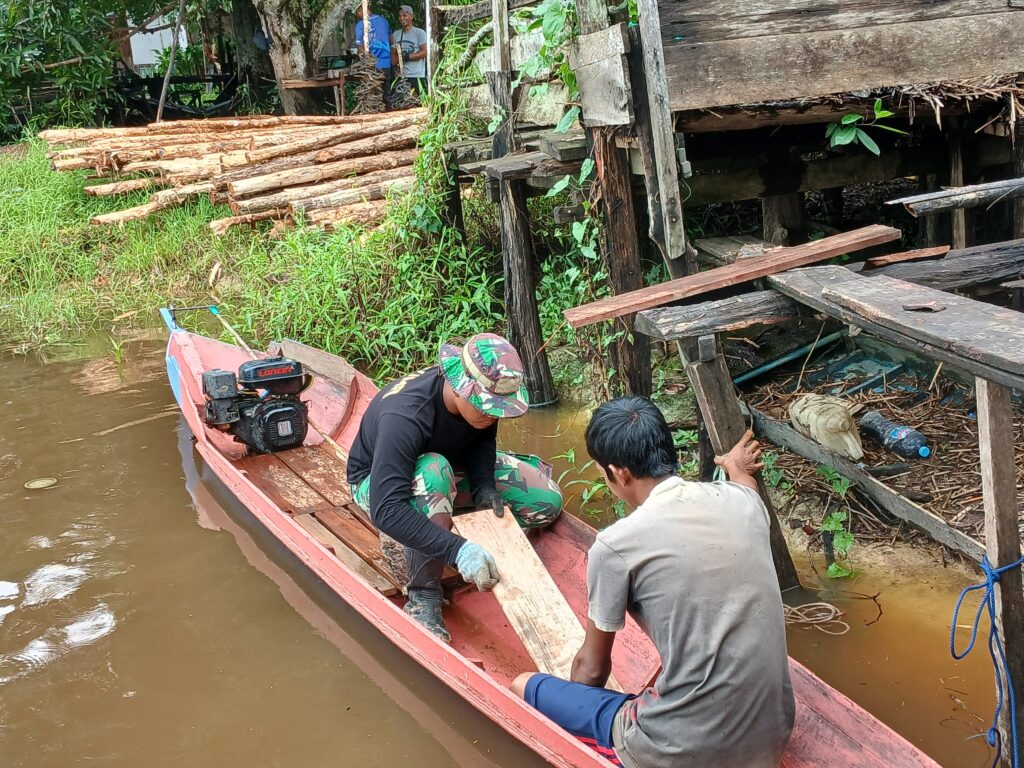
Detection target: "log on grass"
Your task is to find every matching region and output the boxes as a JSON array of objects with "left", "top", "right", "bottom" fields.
[
  {"left": 209, "top": 209, "right": 285, "bottom": 236},
  {"left": 239, "top": 112, "right": 425, "bottom": 166},
  {"left": 90, "top": 181, "right": 213, "bottom": 225},
  {"left": 120, "top": 155, "right": 222, "bottom": 181},
  {"left": 84, "top": 178, "right": 158, "bottom": 196},
  {"left": 312, "top": 124, "right": 420, "bottom": 164},
  {"left": 230, "top": 165, "right": 415, "bottom": 215},
  {"left": 291, "top": 176, "right": 414, "bottom": 213},
  {"left": 304, "top": 200, "right": 389, "bottom": 229},
  {"left": 228, "top": 133, "right": 420, "bottom": 198}
]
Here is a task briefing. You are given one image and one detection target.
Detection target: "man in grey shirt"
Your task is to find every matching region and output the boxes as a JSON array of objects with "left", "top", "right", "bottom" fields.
[
  {"left": 392, "top": 5, "right": 428, "bottom": 99},
  {"left": 511, "top": 397, "right": 795, "bottom": 767}
]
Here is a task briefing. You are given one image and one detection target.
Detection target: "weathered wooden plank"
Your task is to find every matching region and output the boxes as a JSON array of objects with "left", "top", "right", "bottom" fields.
[
  {"left": 564, "top": 225, "right": 900, "bottom": 328},
  {"left": 676, "top": 337, "right": 800, "bottom": 589},
  {"left": 454, "top": 508, "right": 621, "bottom": 688},
  {"left": 747, "top": 404, "right": 985, "bottom": 563},
  {"left": 567, "top": 23, "right": 628, "bottom": 69},
  {"left": 275, "top": 446, "right": 352, "bottom": 507},
  {"left": 635, "top": 0, "right": 686, "bottom": 258},
  {"left": 435, "top": 0, "right": 534, "bottom": 25},
  {"left": 862, "top": 246, "right": 950, "bottom": 270},
  {"left": 271, "top": 338, "right": 356, "bottom": 385},
  {"left": 234, "top": 454, "right": 334, "bottom": 515},
  {"left": 869, "top": 238, "right": 1024, "bottom": 290},
  {"left": 572, "top": 57, "right": 633, "bottom": 127},
  {"left": 293, "top": 513, "right": 400, "bottom": 595},
  {"left": 975, "top": 378, "right": 1024, "bottom": 750},
  {"left": 694, "top": 235, "right": 766, "bottom": 266},
  {"left": 636, "top": 290, "right": 799, "bottom": 340},
  {"left": 767, "top": 266, "right": 1024, "bottom": 392},
  {"left": 662, "top": 13, "right": 1024, "bottom": 112},
  {"left": 821, "top": 275, "right": 1024, "bottom": 376},
  {"left": 537, "top": 134, "right": 589, "bottom": 162},
  {"left": 661, "top": 0, "right": 1010, "bottom": 43},
  {"left": 314, "top": 506, "right": 398, "bottom": 584},
  {"left": 888, "top": 176, "right": 1024, "bottom": 217}
]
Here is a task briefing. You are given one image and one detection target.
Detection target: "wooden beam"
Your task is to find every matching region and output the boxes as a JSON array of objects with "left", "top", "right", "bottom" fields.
[
  {"left": 634, "top": 0, "right": 686, "bottom": 260},
  {"left": 863, "top": 245, "right": 950, "bottom": 270},
  {"left": 890, "top": 176, "right": 1024, "bottom": 217},
  {"left": 975, "top": 377, "right": 1024, "bottom": 754},
  {"left": 762, "top": 192, "right": 808, "bottom": 247},
  {"left": 625, "top": 25, "right": 687, "bottom": 277},
  {"left": 567, "top": 24, "right": 633, "bottom": 127},
  {"left": 767, "top": 266, "right": 1024, "bottom": 392},
  {"left": 435, "top": 0, "right": 534, "bottom": 25},
  {"left": 677, "top": 336, "right": 800, "bottom": 591},
  {"left": 871, "top": 237, "right": 1024, "bottom": 291},
  {"left": 820, "top": 274, "right": 1024, "bottom": 377},
  {"left": 660, "top": 13, "right": 1024, "bottom": 112},
  {"left": 635, "top": 291, "right": 800, "bottom": 340},
  {"left": 747, "top": 404, "right": 984, "bottom": 563},
  {"left": 948, "top": 119, "right": 969, "bottom": 250},
  {"left": 563, "top": 225, "right": 900, "bottom": 328},
  {"left": 1015, "top": 119, "right": 1024, "bottom": 240},
  {"left": 677, "top": 101, "right": 966, "bottom": 134}
]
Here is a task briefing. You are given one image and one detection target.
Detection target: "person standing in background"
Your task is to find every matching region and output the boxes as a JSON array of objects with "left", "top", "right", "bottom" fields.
[
  {"left": 392, "top": 5, "right": 429, "bottom": 100},
  {"left": 355, "top": 3, "right": 392, "bottom": 107}
]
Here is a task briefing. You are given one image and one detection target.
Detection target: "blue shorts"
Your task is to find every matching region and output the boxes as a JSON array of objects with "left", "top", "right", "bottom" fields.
[{"left": 524, "top": 674, "right": 635, "bottom": 765}]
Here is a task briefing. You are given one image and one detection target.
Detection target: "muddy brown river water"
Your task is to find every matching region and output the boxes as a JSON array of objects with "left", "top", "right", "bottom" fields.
[{"left": 0, "top": 339, "right": 1001, "bottom": 766}]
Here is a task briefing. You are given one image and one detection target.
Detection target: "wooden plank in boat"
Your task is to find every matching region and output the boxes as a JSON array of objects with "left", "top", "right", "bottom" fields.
[
  {"left": 341, "top": 502, "right": 463, "bottom": 586},
  {"left": 455, "top": 508, "right": 621, "bottom": 689},
  {"left": 293, "top": 514, "right": 400, "bottom": 596},
  {"left": 314, "top": 506, "right": 397, "bottom": 583},
  {"left": 234, "top": 454, "right": 333, "bottom": 515},
  {"left": 276, "top": 445, "right": 352, "bottom": 506}
]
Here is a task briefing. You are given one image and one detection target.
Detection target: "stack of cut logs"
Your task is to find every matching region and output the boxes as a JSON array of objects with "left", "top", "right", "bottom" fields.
[{"left": 39, "top": 110, "right": 426, "bottom": 235}]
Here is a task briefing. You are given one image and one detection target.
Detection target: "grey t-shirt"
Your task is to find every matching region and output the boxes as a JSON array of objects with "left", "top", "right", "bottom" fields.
[
  {"left": 588, "top": 476, "right": 795, "bottom": 768},
  {"left": 393, "top": 26, "right": 428, "bottom": 78}
]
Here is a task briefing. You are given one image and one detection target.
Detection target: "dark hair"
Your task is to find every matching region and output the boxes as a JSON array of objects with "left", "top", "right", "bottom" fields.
[{"left": 585, "top": 396, "right": 677, "bottom": 479}]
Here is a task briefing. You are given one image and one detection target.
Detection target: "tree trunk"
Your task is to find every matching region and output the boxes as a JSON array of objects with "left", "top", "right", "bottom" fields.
[
  {"left": 251, "top": 0, "right": 354, "bottom": 115},
  {"left": 230, "top": 0, "right": 275, "bottom": 92}
]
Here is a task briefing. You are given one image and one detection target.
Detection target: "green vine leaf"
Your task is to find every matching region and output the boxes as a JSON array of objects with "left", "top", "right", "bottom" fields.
[
  {"left": 578, "top": 157, "right": 595, "bottom": 183},
  {"left": 555, "top": 105, "right": 581, "bottom": 133}
]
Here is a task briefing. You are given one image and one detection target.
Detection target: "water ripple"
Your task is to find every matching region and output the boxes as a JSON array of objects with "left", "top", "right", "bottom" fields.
[
  {"left": 0, "top": 604, "right": 116, "bottom": 684},
  {"left": 0, "top": 580, "right": 18, "bottom": 600},
  {"left": 21, "top": 564, "right": 88, "bottom": 606}
]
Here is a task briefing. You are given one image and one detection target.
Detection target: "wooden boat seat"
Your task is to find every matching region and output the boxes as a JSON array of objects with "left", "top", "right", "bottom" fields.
[{"left": 233, "top": 443, "right": 463, "bottom": 597}]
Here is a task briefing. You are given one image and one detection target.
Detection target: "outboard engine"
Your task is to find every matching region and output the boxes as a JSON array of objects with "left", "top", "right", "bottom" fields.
[{"left": 201, "top": 357, "right": 309, "bottom": 454}]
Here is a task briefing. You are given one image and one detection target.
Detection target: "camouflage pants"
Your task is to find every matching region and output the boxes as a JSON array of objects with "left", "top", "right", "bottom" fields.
[{"left": 352, "top": 451, "right": 564, "bottom": 583}]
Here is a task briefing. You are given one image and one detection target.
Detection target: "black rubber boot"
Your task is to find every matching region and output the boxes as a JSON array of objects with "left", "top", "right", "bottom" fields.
[{"left": 403, "top": 547, "right": 451, "bottom": 644}]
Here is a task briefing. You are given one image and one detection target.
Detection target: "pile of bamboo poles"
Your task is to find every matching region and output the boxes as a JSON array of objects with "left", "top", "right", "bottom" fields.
[{"left": 39, "top": 109, "right": 427, "bottom": 235}]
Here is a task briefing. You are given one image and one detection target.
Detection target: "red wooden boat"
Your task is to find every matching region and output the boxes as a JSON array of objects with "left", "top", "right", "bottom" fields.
[{"left": 161, "top": 310, "right": 941, "bottom": 768}]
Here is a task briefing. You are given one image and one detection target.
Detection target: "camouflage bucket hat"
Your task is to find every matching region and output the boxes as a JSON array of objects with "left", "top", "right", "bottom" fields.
[{"left": 439, "top": 333, "right": 529, "bottom": 418}]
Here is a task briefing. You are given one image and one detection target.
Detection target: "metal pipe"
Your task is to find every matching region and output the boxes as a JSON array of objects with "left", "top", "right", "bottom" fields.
[{"left": 733, "top": 330, "right": 847, "bottom": 386}]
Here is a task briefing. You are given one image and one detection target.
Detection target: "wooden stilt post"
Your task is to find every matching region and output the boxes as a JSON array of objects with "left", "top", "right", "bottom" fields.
[
  {"left": 920, "top": 173, "right": 943, "bottom": 247},
  {"left": 488, "top": 0, "right": 555, "bottom": 404},
  {"left": 948, "top": 119, "right": 969, "bottom": 250},
  {"left": 576, "top": 0, "right": 651, "bottom": 397},
  {"left": 678, "top": 335, "right": 801, "bottom": 591},
  {"left": 762, "top": 191, "right": 808, "bottom": 247},
  {"left": 1014, "top": 118, "right": 1024, "bottom": 240},
  {"left": 976, "top": 377, "right": 1024, "bottom": 760}
]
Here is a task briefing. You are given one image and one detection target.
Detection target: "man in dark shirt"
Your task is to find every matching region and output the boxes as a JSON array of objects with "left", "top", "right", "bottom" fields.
[{"left": 347, "top": 333, "right": 563, "bottom": 642}]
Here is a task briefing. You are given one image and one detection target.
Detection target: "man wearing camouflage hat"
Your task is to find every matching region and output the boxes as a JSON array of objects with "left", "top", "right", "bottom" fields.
[{"left": 347, "top": 332, "right": 563, "bottom": 642}]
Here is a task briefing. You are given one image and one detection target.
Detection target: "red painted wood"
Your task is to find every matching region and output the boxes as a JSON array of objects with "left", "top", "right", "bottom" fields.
[{"left": 165, "top": 327, "right": 939, "bottom": 768}]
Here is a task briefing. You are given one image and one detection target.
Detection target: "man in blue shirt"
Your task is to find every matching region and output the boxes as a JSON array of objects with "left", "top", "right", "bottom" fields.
[{"left": 355, "top": 4, "right": 392, "bottom": 108}]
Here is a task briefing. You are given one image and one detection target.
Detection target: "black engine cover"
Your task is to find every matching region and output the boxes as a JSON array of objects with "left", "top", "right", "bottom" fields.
[{"left": 233, "top": 398, "right": 308, "bottom": 454}]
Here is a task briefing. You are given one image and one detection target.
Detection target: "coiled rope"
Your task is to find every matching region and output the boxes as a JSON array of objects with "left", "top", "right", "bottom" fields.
[
  {"left": 784, "top": 602, "right": 850, "bottom": 635},
  {"left": 950, "top": 554, "right": 1024, "bottom": 768}
]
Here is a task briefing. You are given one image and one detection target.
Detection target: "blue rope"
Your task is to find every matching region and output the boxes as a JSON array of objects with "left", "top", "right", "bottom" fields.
[{"left": 950, "top": 554, "right": 1024, "bottom": 768}]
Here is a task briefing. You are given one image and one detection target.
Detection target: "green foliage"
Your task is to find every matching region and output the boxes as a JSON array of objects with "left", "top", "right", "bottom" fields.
[
  {"left": 0, "top": 0, "right": 162, "bottom": 140},
  {"left": 816, "top": 465, "right": 857, "bottom": 579},
  {"left": 824, "top": 99, "right": 909, "bottom": 157},
  {"left": 761, "top": 451, "right": 793, "bottom": 493},
  {"left": 672, "top": 429, "right": 698, "bottom": 449},
  {"left": 515, "top": 0, "right": 580, "bottom": 133},
  {"left": 554, "top": 448, "right": 627, "bottom": 520}
]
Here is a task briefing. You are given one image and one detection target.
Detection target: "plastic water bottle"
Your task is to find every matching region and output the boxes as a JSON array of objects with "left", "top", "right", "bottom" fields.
[{"left": 859, "top": 411, "right": 931, "bottom": 459}]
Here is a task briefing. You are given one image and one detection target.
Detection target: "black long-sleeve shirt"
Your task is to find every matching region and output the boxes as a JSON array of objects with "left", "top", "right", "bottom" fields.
[{"left": 347, "top": 367, "right": 498, "bottom": 564}]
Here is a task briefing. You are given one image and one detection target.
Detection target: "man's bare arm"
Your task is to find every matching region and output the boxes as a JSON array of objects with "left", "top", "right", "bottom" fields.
[
  {"left": 714, "top": 429, "right": 763, "bottom": 492},
  {"left": 570, "top": 619, "right": 617, "bottom": 687}
]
